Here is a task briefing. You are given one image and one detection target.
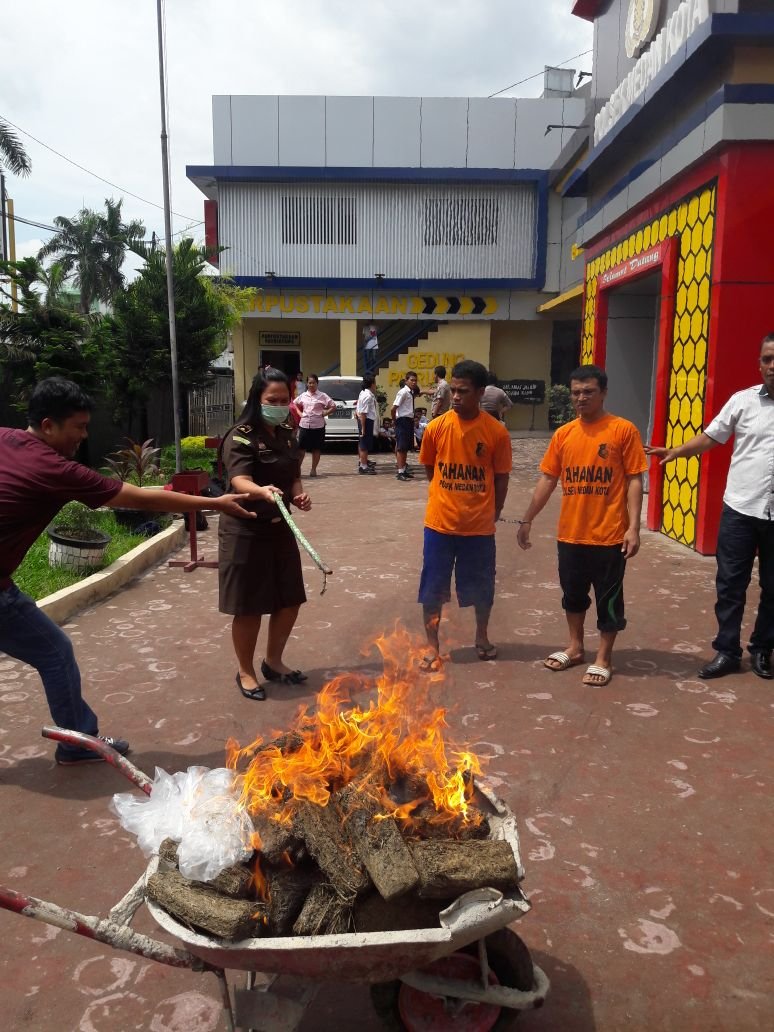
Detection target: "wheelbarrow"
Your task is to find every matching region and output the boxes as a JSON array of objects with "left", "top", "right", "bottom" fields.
[{"left": 0, "top": 727, "right": 549, "bottom": 1031}]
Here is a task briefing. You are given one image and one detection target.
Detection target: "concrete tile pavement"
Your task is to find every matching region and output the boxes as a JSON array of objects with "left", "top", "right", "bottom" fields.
[{"left": 0, "top": 440, "right": 771, "bottom": 1031}]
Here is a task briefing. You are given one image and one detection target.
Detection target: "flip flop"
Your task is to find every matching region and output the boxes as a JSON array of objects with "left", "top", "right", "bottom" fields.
[
  {"left": 419, "top": 655, "right": 442, "bottom": 673},
  {"left": 544, "top": 651, "right": 584, "bottom": 671},
  {"left": 236, "top": 672, "right": 266, "bottom": 701},
  {"left": 475, "top": 644, "right": 498, "bottom": 661},
  {"left": 582, "top": 664, "right": 612, "bottom": 686}
]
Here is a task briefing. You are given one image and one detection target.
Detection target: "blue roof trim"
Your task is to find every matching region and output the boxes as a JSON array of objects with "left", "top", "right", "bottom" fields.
[
  {"left": 230, "top": 276, "right": 540, "bottom": 291},
  {"left": 187, "top": 165, "right": 547, "bottom": 186},
  {"left": 564, "top": 13, "right": 774, "bottom": 197},
  {"left": 574, "top": 83, "right": 774, "bottom": 232}
]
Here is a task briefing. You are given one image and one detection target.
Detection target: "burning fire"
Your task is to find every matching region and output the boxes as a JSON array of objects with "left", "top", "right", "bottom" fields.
[{"left": 226, "top": 627, "right": 485, "bottom": 837}]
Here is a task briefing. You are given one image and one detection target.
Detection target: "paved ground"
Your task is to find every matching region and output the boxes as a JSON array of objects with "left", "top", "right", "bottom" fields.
[{"left": 0, "top": 438, "right": 772, "bottom": 1031}]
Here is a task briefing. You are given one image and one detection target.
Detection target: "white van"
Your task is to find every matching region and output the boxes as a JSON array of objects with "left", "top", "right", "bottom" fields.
[{"left": 317, "top": 376, "right": 365, "bottom": 443}]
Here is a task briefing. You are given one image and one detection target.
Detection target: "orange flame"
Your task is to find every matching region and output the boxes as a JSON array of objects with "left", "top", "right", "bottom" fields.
[{"left": 226, "top": 626, "right": 486, "bottom": 838}]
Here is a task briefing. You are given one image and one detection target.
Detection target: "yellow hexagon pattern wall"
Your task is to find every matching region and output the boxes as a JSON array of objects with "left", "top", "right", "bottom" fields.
[{"left": 581, "top": 183, "right": 717, "bottom": 547}]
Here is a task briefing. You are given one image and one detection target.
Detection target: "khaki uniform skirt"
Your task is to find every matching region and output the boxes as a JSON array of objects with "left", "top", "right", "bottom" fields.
[{"left": 218, "top": 516, "right": 306, "bottom": 616}]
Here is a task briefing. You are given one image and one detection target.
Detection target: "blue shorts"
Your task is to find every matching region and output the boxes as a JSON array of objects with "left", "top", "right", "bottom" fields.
[{"left": 418, "top": 528, "right": 496, "bottom": 610}]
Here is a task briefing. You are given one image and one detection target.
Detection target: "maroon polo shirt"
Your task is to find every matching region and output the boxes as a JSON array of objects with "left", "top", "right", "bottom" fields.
[{"left": 0, "top": 428, "right": 122, "bottom": 588}]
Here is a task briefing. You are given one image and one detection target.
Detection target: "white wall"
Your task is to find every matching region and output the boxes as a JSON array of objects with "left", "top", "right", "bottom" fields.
[{"left": 211, "top": 95, "right": 587, "bottom": 170}]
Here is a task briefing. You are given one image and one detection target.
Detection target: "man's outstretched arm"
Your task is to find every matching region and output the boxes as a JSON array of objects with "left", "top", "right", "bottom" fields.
[{"left": 645, "top": 432, "right": 718, "bottom": 464}]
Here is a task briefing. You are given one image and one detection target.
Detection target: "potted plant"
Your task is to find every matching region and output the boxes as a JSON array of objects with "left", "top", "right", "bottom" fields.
[
  {"left": 104, "top": 438, "right": 163, "bottom": 529},
  {"left": 48, "top": 502, "right": 111, "bottom": 572}
]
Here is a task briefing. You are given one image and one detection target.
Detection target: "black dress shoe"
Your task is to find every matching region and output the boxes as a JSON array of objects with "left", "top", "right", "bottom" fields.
[
  {"left": 261, "top": 660, "right": 308, "bottom": 684},
  {"left": 698, "top": 653, "right": 741, "bottom": 679},
  {"left": 750, "top": 651, "right": 774, "bottom": 680}
]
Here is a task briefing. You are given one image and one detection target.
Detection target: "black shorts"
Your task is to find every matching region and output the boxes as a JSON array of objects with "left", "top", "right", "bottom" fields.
[
  {"left": 557, "top": 542, "right": 627, "bottom": 632},
  {"left": 395, "top": 416, "right": 414, "bottom": 452},
  {"left": 298, "top": 426, "right": 325, "bottom": 451},
  {"left": 218, "top": 520, "right": 306, "bottom": 616},
  {"left": 358, "top": 417, "right": 374, "bottom": 451}
]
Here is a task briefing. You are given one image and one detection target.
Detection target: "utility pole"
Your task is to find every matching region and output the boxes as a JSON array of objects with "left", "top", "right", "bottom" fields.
[
  {"left": 155, "top": 0, "right": 183, "bottom": 473},
  {"left": 0, "top": 173, "right": 7, "bottom": 264},
  {"left": 7, "top": 197, "right": 18, "bottom": 310}
]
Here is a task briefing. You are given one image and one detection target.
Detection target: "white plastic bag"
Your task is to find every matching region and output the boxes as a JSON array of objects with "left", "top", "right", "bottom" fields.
[{"left": 110, "top": 765, "right": 253, "bottom": 883}]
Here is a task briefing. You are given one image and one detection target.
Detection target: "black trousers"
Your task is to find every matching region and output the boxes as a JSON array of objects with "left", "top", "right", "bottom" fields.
[{"left": 713, "top": 504, "right": 774, "bottom": 659}]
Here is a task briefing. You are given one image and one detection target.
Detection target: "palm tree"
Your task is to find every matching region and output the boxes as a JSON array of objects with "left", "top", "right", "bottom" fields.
[
  {"left": 38, "top": 198, "right": 145, "bottom": 314},
  {"left": 0, "top": 118, "right": 31, "bottom": 176}
]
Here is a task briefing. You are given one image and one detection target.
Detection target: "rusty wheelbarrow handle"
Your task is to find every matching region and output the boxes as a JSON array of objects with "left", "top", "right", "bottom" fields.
[
  {"left": 0, "top": 884, "right": 217, "bottom": 971},
  {"left": 41, "top": 726, "right": 154, "bottom": 795}
]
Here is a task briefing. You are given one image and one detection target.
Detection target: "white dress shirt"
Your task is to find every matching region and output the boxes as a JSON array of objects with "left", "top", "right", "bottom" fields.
[
  {"left": 704, "top": 385, "right": 774, "bottom": 519},
  {"left": 393, "top": 385, "right": 415, "bottom": 419},
  {"left": 356, "top": 389, "right": 377, "bottom": 421}
]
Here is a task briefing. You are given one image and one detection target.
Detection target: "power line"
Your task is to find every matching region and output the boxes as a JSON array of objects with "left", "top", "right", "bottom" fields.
[
  {"left": 7, "top": 212, "right": 58, "bottom": 233},
  {"left": 0, "top": 113, "right": 199, "bottom": 221},
  {"left": 488, "top": 49, "right": 593, "bottom": 98}
]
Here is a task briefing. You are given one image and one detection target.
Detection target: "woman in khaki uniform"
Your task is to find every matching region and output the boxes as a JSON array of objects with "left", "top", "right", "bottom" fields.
[{"left": 219, "top": 369, "right": 312, "bottom": 700}]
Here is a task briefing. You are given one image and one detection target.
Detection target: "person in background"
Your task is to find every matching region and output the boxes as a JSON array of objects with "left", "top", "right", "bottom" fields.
[
  {"left": 293, "top": 371, "right": 304, "bottom": 399},
  {"left": 414, "top": 407, "right": 429, "bottom": 447},
  {"left": 417, "top": 360, "right": 512, "bottom": 670},
  {"left": 645, "top": 333, "right": 774, "bottom": 680},
  {"left": 422, "top": 365, "right": 452, "bottom": 420},
  {"left": 517, "top": 365, "right": 647, "bottom": 687},
  {"left": 377, "top": 416, "right": 396, "bottom": 452},
  {"left": 392, "top": 371, "right": 418, "bottom": 481},
  {"left": 0, "top": 377, "right": 256, "bottom": 764},
  {"left": 219, "top": 369, "right": 312, "bottom": 701},
  {"left": 295, "top": 374, "right": 335, "bottom": 478},
  {"left": 356, "top": 373, "right": 378, "bottom": 475},
  {"left": 363, "top": 325, "right": 379, "bottom": 373},
  {"left": 481, "top": 373, "right": 513, "bottom": 422}
]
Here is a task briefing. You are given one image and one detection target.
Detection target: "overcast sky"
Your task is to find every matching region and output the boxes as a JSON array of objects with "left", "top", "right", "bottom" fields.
[{"left": 2, "top": 0, "right": 592, "bottom": 261}]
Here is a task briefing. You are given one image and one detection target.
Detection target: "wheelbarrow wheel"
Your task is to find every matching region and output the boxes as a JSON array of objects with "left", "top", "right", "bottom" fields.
[{"left": 369, "top": 929, "right": 536, "bottom": 1031}]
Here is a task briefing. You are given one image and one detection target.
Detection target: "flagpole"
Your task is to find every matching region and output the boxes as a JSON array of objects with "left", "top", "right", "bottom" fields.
[{"left": 155, "top": 0, "right": 183, "bottom": 473}]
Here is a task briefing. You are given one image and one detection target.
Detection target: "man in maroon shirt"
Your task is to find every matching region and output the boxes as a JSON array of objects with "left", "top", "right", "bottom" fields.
[{"left": 0, "top": 378, "right": 258, "bottom": 765}]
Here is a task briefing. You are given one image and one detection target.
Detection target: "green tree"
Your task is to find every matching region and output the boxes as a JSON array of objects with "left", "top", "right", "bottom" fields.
[
  {"left": 104, "top": 238, "right": 253, "bottom": 439},
  {"left": 0, "top": 257, "right": 106, "bottom": 410},
  {"left": 0, "top": 118, "right": 31, "bottom": 177},
  {"left": 37, "top": 198, "right": 144, "bottom": 314}
]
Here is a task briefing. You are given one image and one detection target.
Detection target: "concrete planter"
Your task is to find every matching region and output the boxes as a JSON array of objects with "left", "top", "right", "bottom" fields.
[{"left": 47, "top": 527, "right": 111, "bottom": 573}]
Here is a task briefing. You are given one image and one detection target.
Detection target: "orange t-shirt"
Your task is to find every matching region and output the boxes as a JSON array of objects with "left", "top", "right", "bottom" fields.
[
  {"left": 540, "top": 413, "right": 647, "bottom": 545},
  {"left": 419, "top": 411, "right": 512, "bottom": 536}
]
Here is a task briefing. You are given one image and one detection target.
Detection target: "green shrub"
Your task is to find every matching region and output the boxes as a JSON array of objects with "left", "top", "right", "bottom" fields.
[
  {"left": 50, "top": 501, "right": 106, "bottom": 541},
  {"left": 549, "top": 384, "right": 575, "bottom": 429},
  {"left": 160, "top": 435, "right": 217, "bottom": 474}
]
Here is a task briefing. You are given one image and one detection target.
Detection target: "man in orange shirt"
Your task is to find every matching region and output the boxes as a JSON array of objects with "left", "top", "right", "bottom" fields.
[
  {"left": 418, "top": 360, "right": 512, "bottom": 670},
  {"left": 517, "top": 365, "right": 647, "bottom": 686}
]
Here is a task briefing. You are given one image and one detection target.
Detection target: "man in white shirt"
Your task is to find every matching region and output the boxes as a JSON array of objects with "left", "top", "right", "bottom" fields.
[
  {"left": 363, "top": 325, "right": 379, "bottom": 373},
  {"left": 391, "top": 372, "right": 418, "bottom": 481},
  {"left": 356, "top": 374, "right": 379, "bottom": 475},
  {"left": 647, "top": 334, "right": 774, "bottom": 679}
]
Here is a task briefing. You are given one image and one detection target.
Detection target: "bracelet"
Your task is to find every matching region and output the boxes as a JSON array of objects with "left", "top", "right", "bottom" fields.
[{"left": 518, "top": 520, "right": 531, "bottom": 525}]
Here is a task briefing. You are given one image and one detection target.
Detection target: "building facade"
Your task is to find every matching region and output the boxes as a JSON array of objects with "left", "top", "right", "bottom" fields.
[
  {"left": 565, "top": 0, "right": 774, "bottom": 553},
  {"left": 187, "top": 84, "right": 587, "bottom": 428}
]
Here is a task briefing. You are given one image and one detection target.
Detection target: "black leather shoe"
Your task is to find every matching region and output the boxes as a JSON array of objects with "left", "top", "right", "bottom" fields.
[
  {"left": 261, "top": 660, "right": 308, "bottom": 684},
  {"left": 750, "top": 651, "right": 774, "bottom": 680},
  {"left": 697, "top": 653, "right": 740, "bottom": 679}
]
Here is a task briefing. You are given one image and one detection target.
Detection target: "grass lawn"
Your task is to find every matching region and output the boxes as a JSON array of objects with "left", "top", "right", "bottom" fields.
[{"left": 14, "top": 510, "right": 150, "bottom": 601}]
